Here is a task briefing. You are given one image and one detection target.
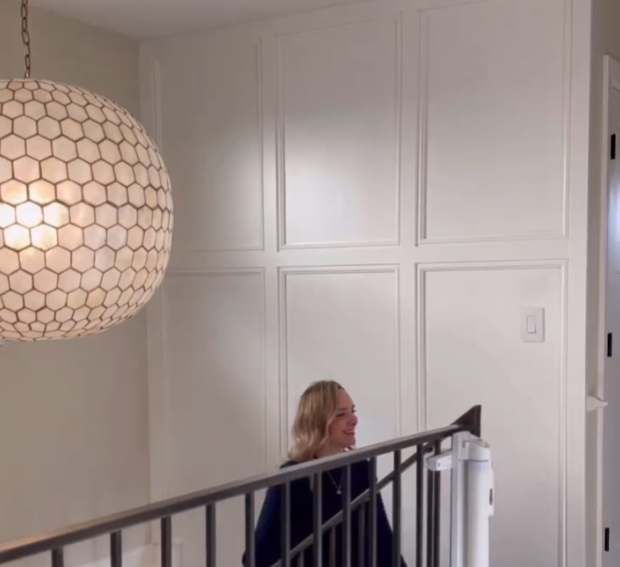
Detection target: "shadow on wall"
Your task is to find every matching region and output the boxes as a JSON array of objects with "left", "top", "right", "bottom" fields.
[{"left": 0, "top": 311, "right": 150, "bottom": 567}]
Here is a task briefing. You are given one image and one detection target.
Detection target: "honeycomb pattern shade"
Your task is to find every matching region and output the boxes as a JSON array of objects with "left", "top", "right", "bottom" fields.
[{"left": 0, "top": 79, "right": 173, "bottom": 341}]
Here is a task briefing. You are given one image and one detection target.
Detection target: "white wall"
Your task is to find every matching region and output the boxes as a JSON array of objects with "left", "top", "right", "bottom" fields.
[
  {"left": 0, "top": 2, "right": 151, "bottom": 565},
  {"left": 140, "top": 0, "right": 591, "bottom": 566}
]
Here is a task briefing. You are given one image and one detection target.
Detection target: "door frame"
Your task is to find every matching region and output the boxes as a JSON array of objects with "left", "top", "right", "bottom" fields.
[{"left": 597, "top": 54, "right": 620, "bottom": 567}]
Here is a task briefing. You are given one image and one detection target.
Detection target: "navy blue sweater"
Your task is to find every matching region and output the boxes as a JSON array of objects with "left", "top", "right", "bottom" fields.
[{"left": 243, "top": 459, "right": 407, "bottom": 567}]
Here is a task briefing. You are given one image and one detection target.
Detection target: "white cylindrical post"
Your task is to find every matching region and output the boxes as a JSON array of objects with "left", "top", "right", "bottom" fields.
[
  {"left": 450, "top": 432, "right": 468, "bottom": 567},
  {"left": 465, "top": 438, "right": 491, "bottom": 567}
]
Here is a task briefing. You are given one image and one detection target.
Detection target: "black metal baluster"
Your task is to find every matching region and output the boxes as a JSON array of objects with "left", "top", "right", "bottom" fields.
[
  {"left": 246, "top": 493, "right": 255, "bottom": 567},
  {"left": 368, "top": 457, "right": 377, "bottom": 567},
  {"left": 298, "top": 551, "right": 305, "bottom": 567},
  {"left": 281, "top": 481, "right": 291, "bottom": 567},
  {"left": 313, "top": 473, "right": 323, "bottom": 567},
  {"left": 51, "top": 549, "right": 63, "bottom": 567},
  {"left": 161, "top": 517, "right": 172, "bottom": 567},
  {"left": 329, "top": 528, "right": 336, "bottom": 567},
  {"left": 432, "top": 441, "right": 441, "bottom": 567},
  {"left": 392, "top": 451, "right": 402, "bottom": 567},
  {"left": 415, "top": 444, "right": 424, "bottom": 567},
  {"left": 206, "top": 504, "right": 216, "bottom": 567},
  {"left": 111, "top": 532, "right": 122, "bottom": 567},
  {"left": 357, "top": 504, "right": 366, "bottom": 567},
  {"left": 342, "top": 465, "right": 351, "bottom": 567},
  {"left": 426, "top": 450, "right": 435, "bottom": 567}
]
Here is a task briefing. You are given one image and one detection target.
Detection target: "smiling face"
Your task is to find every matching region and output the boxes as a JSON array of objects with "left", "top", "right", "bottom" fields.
[
  {"left": 290, "top": 380, "right": 359, "bottom": 461},
  {"left": 327, "top": 389, "right": 358, "bottom": 451}
]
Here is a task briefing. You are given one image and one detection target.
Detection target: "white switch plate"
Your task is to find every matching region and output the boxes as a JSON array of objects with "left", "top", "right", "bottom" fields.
[{"left": 521, "top": 307, "right": 545, "bottom": 343}]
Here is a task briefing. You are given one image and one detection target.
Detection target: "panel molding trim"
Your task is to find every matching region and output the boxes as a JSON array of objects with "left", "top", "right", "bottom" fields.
[
  {"left": 147, "top": 268, "right": 268, "bottom": 510},
  {"left": 277, "top": 265, "right": 401, "bottom": 458},
  {"left": 188, "top": 38, "right": 266, "bottom": 254},
  {"left": 146, "top": 286, "right": 167, "bottom": 543},
  {"left": 416, "top": 0, "right": 572, "bottom": 245},
  {"left": 275, "top": 15, "right": 403, "bottom": 251},
  {"left": 150, "top": 38, "right": 266, "bottom": 254},
  {"left": 416, "top": 258, "right": 568, "bottom": 567}
]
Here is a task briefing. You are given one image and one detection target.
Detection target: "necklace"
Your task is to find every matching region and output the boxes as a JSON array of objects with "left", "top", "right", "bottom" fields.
[{"left": 327, "top": 471, "right": 342, "bottom": 495}]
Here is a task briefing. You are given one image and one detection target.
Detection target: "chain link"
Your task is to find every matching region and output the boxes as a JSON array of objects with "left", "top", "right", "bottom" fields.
[{"left": 21, "top": 0, "right": 31, "bottom": 79}]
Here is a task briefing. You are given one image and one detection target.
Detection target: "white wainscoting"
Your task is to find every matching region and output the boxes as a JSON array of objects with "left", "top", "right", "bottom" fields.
[
  {"left": 278, "top": 265, "right": 401, "bottom": 453},
  {"left": 277, "top": 17, "right": 402, "bottom": 249},
  {"left": 140, "top": 0, "right": 590, "bottom": 565},
  {"left": 419, "top": 260, "right": 567, "bottom": 567},
  {"left": 418, "top": 0, "right": 570, "bottom": 244},
  {"left": 157, "top": 39, "right": 264, "bottom": 252}
]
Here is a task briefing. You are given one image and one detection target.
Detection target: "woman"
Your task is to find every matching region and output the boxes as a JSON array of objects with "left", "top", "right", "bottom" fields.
[{"left": 244, "top": 380, "right": 407, "bottom": 567}]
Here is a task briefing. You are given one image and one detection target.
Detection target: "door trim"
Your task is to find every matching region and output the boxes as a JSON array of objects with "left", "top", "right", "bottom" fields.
[{"left": 596, "top": 54, "right": 620, "bottom": 567}]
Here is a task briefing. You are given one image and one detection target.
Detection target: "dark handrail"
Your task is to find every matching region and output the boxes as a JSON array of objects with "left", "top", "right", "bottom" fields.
[{"left": 0, "top": 405, "right": 481, "bottom": 565}]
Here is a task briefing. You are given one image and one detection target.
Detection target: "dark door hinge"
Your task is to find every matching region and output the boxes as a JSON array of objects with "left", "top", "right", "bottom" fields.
[
  {"left": 608, "top": 333, "right": 613, "bottom": 358},
  {"left": 612, "top": 134, "right": 616, "bottom": 160},
  {"left": 605, "top": 527, "right": 610, "bottom": 552}
]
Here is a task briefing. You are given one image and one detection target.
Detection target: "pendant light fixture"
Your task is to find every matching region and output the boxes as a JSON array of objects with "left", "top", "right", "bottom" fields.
[{"left": 0, "top": 0, "right": 173, "bottom": 341}]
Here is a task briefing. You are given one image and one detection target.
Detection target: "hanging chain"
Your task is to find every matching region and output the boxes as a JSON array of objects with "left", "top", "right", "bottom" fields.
[{"left": 21, "top": 0, "right": 31, "bottom": 79}]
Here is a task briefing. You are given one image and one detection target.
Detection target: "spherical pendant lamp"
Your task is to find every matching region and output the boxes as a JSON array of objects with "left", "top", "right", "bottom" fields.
[{"left": 0, "top": 1, "right": 173, "bottom": 341}]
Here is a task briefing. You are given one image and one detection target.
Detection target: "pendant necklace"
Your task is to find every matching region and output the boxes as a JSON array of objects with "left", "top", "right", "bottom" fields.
[{"left": 327, "top": 471, "right": 342, "bottom": 495}]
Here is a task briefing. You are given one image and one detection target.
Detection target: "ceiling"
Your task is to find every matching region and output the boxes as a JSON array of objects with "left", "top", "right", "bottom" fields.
[{"left": 30, "top": 0, "right": 360, "bottom": 39}]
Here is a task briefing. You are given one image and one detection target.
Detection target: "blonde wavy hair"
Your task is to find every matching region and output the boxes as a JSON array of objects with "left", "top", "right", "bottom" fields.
[{"left": 289, "top": 380, "right": 347, "bottom": 462}]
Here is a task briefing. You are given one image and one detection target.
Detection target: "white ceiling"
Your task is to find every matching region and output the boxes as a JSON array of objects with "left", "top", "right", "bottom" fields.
[{"left": 30, "top": 0, "right": 360, "bottom": 39}]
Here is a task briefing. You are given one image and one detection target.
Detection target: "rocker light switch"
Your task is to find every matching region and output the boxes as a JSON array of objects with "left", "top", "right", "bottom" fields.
[
  {"left": 526, "top": 315, "right": 537, "bottom": 334},
  {"left": 521, "top": 307, "right": 544, "bottom": 343}
]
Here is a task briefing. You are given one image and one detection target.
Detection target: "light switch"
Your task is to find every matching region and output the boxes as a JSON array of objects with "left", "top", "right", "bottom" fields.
[
  {"left": 521, "top": 307, "right": 544, "bottom": 343},
  {"left": 526, "top": 315, "right": 537, "bottom": 334}
]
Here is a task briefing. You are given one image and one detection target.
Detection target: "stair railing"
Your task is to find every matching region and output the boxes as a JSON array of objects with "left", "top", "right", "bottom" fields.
[{"left": 0, "top": 406, "right": 490, "bottom": 567}]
